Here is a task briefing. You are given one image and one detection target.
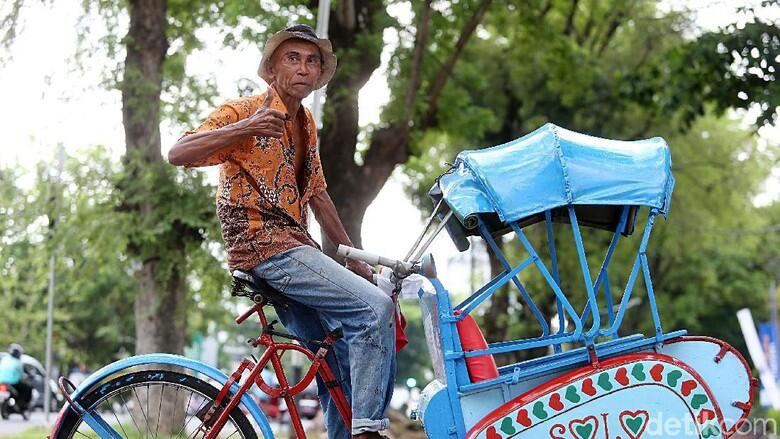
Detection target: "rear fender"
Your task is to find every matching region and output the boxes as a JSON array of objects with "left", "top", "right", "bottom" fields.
[{"left": 56, "top": 353, "right": 274, "bottom": 438}]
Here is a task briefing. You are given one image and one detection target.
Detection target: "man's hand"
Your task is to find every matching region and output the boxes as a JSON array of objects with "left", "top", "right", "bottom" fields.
[
  {"left": 238, "top": 85, "right": 288, "bottom": 139},
  {"left": 345, "top": 258, "right": 374, "bottom": 282}
]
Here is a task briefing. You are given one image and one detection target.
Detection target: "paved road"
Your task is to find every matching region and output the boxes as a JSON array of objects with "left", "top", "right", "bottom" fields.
[
  {"left": 0, "top": 410, "right": 320, "bottom": 438},
  {"left": 0, "top": 410, "right": 56, "bottom": 437}
]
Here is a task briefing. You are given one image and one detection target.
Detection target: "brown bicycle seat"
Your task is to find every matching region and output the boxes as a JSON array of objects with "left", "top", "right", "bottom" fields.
[{"left": 231, "top": 270, "right": 289, "bottom": 309}]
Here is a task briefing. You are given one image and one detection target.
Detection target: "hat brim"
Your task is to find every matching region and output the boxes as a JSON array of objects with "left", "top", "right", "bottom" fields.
[{"left": 258, "top": 31, "right": 337, "bottom": 90}]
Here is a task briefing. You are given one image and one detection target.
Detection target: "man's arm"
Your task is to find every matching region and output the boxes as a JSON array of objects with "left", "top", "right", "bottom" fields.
[
  {"left": 309, "top": 190, "right": 374, "bottom": 281},
  {"left": 168, "top": 87, "right": 286, "bottom": 166}
]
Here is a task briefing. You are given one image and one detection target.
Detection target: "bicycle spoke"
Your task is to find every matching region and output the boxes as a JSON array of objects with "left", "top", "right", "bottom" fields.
[
  {"left": 225, "top": 426, "right": 241, "bottom": 439},
  {"left": 120, "top": 391, "right": 144, "bottom": 437},
  {"left": 132, "top": 386, "right": 152, "bottom": 438},
  {"left": 64, "top": 376, "right": 248, "bottom": 439},
  {"left": 146, "top": 384, "right": 151, "bottom": 439},
  {"left": 155, "top": 384, "right": 164, "bottom": 439},
  {"left": 109, "top": 402, "right": 130, "bottom": 439},
  {"left": 179, "top": 393, "right": 210, "bottom": 439},
  {"left": 173, "top": 391, "right": 195, "bottom": 439},
  {"left": 172, "top": 385, "right": 180, "bottom": 434},
  {"left": 183, "top": 398, "right": 213, "bottom": 439}
]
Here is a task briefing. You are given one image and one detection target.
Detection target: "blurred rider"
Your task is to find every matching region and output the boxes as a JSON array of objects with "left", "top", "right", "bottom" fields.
[{"left": 0, "top": 343, "right": 32, "bottom": 410}]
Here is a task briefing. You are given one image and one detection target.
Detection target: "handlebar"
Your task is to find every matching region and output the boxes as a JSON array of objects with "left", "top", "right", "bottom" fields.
[{"left": 337, "top": 245, "right": 416, "bottom": 275}]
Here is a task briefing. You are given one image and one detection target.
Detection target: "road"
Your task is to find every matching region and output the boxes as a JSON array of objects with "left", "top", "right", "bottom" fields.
[
  {"left": 0, "top": 410, "right": 321, "bottom": 438},
  {"left": 0, "top": 410, "right": 55, "bottom": 437}
]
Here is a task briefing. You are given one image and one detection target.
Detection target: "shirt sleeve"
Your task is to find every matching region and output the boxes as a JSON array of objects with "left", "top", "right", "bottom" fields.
[
  {"left": 306, "top": 116, "right": 328, "bottom": 198},
  {"left": 179, "top": 104, "right": 242, "bottom": 168},
  {"left": 309, "top": 148, "right": 328, "bottom": 198}
]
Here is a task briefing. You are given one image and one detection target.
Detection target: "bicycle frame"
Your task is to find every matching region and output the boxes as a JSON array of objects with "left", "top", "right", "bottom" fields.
[
  {"left": 202, "top": 301, "right": 352, "bottom": 438},
  {"left": 53, "top": 300, "right": 351, "bottom": 439}
]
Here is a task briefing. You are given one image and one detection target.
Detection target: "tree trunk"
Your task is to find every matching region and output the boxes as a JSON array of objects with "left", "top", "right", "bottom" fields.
[
  {"left": 122, "top": 0, "right": 187, "bottom": 357},
  {"left": 319, "top": 0, "right": 492, "bottom": 256},
  {"left": 320, "top": 0, "right": 386, "bottom": 254},
  {"left": 122, "top": 0, "right": 189, "bottom": 433}
]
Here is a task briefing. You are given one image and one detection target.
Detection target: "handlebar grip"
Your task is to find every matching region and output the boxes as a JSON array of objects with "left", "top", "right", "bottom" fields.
[{"left": 337, "top": 245, "right": 415, "bottom": 274}]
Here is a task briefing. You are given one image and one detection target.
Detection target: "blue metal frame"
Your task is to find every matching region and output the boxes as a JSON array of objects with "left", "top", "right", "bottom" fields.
[
  {"left": 435, "top": 205, "right": 675, "bottom": 398},
  {"left": 58, "top": 353, "right": 275, "bottom": 438}
]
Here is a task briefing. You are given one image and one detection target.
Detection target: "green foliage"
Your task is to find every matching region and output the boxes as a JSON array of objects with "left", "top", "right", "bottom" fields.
[
  {"left": 0, "top": 148, "right": 238, "bottom": 368},
  {"left": 396, "top": 0, "right": 780, "bottom": 365}
]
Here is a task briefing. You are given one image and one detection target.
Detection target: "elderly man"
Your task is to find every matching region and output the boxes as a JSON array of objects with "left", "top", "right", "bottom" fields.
[{"left": 168, "top": 25, "right": 395, "bottom": 439}]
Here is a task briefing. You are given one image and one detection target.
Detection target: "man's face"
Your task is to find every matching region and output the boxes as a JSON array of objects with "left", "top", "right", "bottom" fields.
[{"left": 269, "top": 39, "right": 323, "bottom": 100}]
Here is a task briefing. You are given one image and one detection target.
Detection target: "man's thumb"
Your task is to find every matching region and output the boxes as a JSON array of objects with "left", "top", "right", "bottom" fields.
[{"left": 260, "top": 85, "right": 275, "bottom": 108}]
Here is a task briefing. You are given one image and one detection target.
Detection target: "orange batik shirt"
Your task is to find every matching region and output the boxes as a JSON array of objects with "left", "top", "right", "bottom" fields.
[{"left": 181, "top": 91, "right": 327, "bottom": 271}]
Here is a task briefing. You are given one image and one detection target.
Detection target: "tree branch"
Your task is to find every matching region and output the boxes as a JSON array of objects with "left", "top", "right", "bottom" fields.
[
  {"left": 563, "top": 0, "right": 580, "bottom": 36},
  {"left": 0, "top": 0, "right": 25, "bottom": 65},
  {"left": 420, "top": 0, "right": 493, "bottom": 128},
  {"left": 595, "top": 5, "right": 629, "bottom": 55},
  {"left": 576, "top": 0, "right": 597, "bottom": 45},
  {"left": 538, "top": 0, "right": 553, "bottom": 20},
  {"left": 401, "top": 0, "right": 433, "bottom": 131}
]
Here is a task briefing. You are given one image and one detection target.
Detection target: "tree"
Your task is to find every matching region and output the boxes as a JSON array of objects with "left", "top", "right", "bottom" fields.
[
  {"left": 320, "top": 0, "right": 494, "bottom": 253},
  {"left": 398, "top": 0, "right": 780, "bottom": 363},
  {"left": 0, "top": 149, "right": 135, "bottom": 367}
]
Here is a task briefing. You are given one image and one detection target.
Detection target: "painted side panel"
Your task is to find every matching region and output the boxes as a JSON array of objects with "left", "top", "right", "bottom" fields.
[
  {"left": 466, "top": 353, "right": 727, "bottom": 439},
  {"left": 659, "top": 337, "right": 755, "bottom": 435}
]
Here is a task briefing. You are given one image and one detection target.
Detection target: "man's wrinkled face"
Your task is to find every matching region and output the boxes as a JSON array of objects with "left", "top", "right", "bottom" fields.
[{"left": 269, "top": 39, "right": 323, "bottom": 100}]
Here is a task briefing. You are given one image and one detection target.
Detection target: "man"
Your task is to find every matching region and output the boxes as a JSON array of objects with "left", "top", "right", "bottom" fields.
[
  {"left": 0, "top": 344, "right": 32, "bottom": 412},
  {"left": 168, "top": 25, "right": 394, "bottom": 439}
]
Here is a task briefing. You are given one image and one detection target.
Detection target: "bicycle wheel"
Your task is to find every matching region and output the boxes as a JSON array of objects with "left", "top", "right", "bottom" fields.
[{"left": 52, "top": 368, "right": 260, "bottom": 439}]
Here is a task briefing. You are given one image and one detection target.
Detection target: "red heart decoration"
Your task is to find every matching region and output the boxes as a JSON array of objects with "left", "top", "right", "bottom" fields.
[
  {"left": 549, "top": 392, "right": 564, "bottom": 411},
  {"left": 487, "top": 425, "right": 502, "bottom": 439},
  {"left": 516, "top": 409, "right": 532, "bottom": 427},
  {"left": 650, "top": 364, "right": 664, "bottom": 382},
  {"left": 697, "top": 408, "right": 716, "bottom": 424},
  {"left": 581, "top": 378, "right": 597, "bottom": 396},
  {"left": 615, "top": 367, "right": 629, "bottom": 386},
  {"left": 681, "top": 379, "right": 698, "bottom": 397}
]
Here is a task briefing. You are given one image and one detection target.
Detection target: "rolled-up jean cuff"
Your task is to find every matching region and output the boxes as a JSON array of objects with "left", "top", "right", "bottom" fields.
[{"left": 352, "top": 417, "right": 390, "bottom": 434}]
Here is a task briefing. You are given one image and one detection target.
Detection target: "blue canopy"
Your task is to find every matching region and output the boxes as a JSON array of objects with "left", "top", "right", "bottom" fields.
[{"left": 435, "top": 123, "right": 674, "bottom": 228}]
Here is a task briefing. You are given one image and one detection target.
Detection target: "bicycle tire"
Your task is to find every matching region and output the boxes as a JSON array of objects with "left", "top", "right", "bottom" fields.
[{"left": 52, "top": 368, "right": 260, "bottom": 439}]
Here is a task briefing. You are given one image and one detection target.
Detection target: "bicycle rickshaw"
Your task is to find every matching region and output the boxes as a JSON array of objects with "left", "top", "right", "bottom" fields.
[{"left": 50, "top": 123, "right": 755, "bottom": 438}]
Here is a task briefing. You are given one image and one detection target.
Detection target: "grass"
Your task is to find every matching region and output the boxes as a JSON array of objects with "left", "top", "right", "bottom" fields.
[{"left": 4, "top": 426, "right": 50, "bottom": 439}]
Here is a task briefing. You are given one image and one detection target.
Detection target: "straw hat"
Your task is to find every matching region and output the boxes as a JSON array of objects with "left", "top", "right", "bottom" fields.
[{"left": 258, "top": 24, "right": 337, "bottom": 90}]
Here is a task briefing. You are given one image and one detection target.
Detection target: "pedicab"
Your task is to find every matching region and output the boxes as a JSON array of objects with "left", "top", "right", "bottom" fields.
[
  {"left": 49, "top": 123, "right": 755, "bottom": 439},
  {"left": 385, "top": 123, "right": 756, "bottom": 439}
]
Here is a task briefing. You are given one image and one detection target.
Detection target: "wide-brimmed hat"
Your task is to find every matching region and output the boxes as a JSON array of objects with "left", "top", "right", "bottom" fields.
[{"left": 258, "top": 24, "right": 337, "bottom": 90}]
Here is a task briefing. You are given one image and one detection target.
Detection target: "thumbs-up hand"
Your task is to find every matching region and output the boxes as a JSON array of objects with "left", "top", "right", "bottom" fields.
[{"left": 243, "top": 85, "right": 287, "bottom": 139}]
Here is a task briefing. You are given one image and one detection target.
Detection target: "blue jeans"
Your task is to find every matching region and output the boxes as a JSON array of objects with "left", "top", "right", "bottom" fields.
[{"left": 251, "top": 245, "right": 396, "bottom": 437}]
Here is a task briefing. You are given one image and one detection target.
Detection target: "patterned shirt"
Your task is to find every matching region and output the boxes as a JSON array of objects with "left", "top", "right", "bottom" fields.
[{"left": 181, "top": 91, "right": 327, "bottom": 271}]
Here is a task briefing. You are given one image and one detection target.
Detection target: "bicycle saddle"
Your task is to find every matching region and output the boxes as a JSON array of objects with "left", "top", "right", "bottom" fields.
[{"left": 231, "top": 270, "right": 289, "bottom": 309}]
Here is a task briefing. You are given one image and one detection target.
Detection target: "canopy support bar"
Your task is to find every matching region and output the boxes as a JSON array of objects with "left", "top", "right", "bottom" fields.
[
  {"left": 478, "top": 221, "right": 550, "bottom": 335},
  {"left": 545, "top": 210, "right": 565, "bottom": 353},
  {"left": 600, "top": 211, "right": 659, "bottom": 337},
  {"left": 510, "top": 222, "right": 584, "bottom": 339}
]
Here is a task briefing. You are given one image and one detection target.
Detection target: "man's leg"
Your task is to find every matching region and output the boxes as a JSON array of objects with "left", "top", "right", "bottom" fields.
[
  {"left": 11, "top": 382, "right": 31, "bottom": 410},
  {"left": 252, "top": 245, "right": 395, "bottom": 436},
  {"left": 270, "top": 300, "right": 353, "bottom": 439}
]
